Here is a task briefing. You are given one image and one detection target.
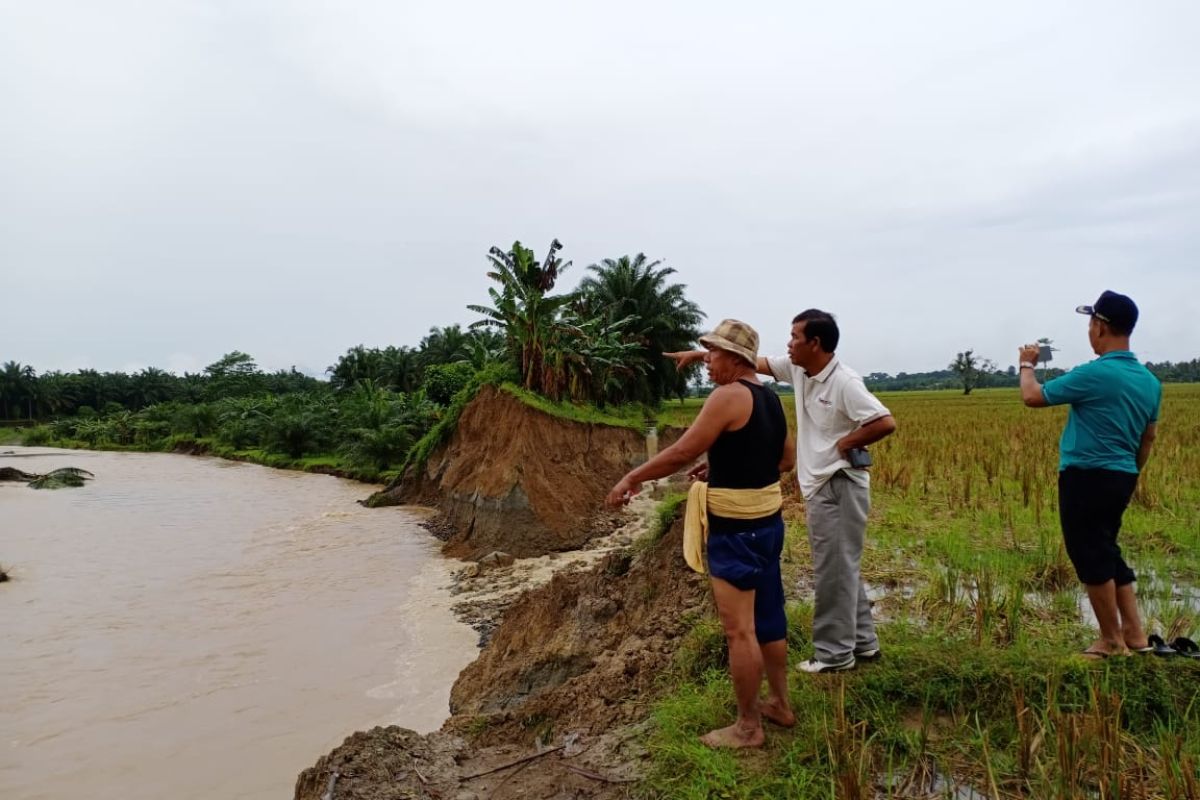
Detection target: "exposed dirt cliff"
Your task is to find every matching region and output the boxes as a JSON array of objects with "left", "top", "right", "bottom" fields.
[{"left": 371, "top": 386, "right": 673, "bottom": 559}]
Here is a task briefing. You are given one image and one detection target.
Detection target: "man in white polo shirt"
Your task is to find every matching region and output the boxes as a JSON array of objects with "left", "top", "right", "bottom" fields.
[
  {"left": 670, "top": 308, "right": 897, "bottom": 673},
  {"left": 764, "top": 309, "right": 896, "bottom": 672}
]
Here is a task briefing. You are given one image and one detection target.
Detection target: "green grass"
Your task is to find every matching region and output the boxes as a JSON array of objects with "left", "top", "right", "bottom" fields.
[
  {"left": 644, "top": 599, "right": 1200, "bottom": 799},
  {"left": 632, "top": 493, "right": 689, "bottom": 556},
  {"left": 499, "top": 383, "right": 653, "bottom": 429},
  {"left": 640, "top": 384, "right": 1200, "bottom": 798}
]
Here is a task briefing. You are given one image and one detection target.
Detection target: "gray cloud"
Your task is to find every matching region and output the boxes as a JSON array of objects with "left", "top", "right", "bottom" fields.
[{"left": 2, "top": 1, "right": 1197, "bottom": 376}]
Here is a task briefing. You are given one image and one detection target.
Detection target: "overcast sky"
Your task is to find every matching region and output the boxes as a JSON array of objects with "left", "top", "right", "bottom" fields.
[{"left": 3, "top": 1, "right": 1198, "bottom": 378}]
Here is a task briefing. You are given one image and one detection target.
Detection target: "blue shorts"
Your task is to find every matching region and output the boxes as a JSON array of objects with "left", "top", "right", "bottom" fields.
[{"left": 706, "top": 513, "right": 787, "bottom": 643}]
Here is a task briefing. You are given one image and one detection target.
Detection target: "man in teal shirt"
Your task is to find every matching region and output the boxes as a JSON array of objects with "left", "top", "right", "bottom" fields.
[{"left": 1019, "top": 290, "right": 1161, "bottom": 659}]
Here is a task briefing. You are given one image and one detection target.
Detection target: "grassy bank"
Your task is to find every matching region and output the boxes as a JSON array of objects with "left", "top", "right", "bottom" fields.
[
  {"left": 649, "top": 609, "right": 1199, "bottom": 799},
  {"left": 641, "top": 384, "right": 1200, "bottom": 798}
]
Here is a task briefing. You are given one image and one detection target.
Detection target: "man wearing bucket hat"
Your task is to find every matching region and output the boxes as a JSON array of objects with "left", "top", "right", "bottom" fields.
[
  {"left": 1018, "top": 290, "right": 1161, "bottom": 659},
  {"left": 669, "top": 309, "right": 897, "bottom": 674},
  {"left": 607, "top": 319, "right": 796, "bottom": 748}
]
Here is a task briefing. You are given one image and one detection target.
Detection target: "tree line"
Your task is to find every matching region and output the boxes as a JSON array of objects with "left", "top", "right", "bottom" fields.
[
  {"left": 867, "top": 353, "right": 1199, "bottom": 394},
  {"left": 4, "top": 242, "right": 707, "bottom": 479}
]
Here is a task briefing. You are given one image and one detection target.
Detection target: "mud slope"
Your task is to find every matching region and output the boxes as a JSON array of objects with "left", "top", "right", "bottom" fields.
[
  {"left": 444, "top": 512, "right": 707, "bottom": 746},
  {"left": 375, "top": 386, "right": 656, "bottom": 559}
]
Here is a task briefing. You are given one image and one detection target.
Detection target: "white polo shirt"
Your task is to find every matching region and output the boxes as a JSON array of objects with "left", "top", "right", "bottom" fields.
[{"left": 767, "top": 354, "right": 891, "bottom": 500}]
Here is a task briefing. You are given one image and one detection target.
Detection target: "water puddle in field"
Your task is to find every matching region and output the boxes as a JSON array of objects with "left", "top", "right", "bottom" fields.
[{"left": 877, "top": 768, "right": 992, "bottom": 799}]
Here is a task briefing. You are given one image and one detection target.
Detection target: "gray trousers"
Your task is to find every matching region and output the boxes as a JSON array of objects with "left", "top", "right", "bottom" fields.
[{"left": 806, "top": 471, "right": 878, "bottom": 662}]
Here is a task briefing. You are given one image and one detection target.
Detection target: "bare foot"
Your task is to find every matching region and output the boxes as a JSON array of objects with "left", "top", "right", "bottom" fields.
[
  {"left": 699, "top": 723, "right": 764, "bottom": 749},
  {"left": 758, "top": 699, "right": 796, "bottom": 728},
  {"left": 1080, "top": 640, "right": 1129, "bottom": 660}
]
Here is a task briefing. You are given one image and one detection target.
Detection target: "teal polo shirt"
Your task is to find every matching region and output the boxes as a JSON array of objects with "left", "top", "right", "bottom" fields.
[{"left": 1041, "top": 351, "right": 1161, "bottom": 473}]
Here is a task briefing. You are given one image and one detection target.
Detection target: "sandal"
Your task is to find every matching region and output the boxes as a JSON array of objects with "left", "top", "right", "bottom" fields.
[
  {"left": 1148, "top": 634, "right": 1177, "bottom": 657},
  {"left": 1079, "top": 648, "right": 1111, "bottom": 660},
  {"left": 1169, "top": 637, "right": 1200, "bottom": 659}
]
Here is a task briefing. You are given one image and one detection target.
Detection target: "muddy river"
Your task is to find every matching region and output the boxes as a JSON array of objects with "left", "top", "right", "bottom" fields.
[{"left": 1, "top": 447, "right": 477, "bottom": 800}]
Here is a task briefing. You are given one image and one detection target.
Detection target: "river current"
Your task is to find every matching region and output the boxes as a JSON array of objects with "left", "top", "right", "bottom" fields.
[{"left": 1, "top": 447, "right": 477, "bottom": 800}]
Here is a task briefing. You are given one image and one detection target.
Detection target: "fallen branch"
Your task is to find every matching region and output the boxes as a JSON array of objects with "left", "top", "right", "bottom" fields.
[
  {"left": 0, "top": 466, "right": 94, "bottom": 489},
  {"left": 560, "top": 764, "right": 638, "bottom": 784},
  {"left": 460, "top": 745, "right": 565, "bottom": 781}
]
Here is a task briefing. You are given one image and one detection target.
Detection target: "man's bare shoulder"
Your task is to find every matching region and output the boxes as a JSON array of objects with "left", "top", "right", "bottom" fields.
[{"left": 703, "top": 381, "right": 745, "bottom": 400}]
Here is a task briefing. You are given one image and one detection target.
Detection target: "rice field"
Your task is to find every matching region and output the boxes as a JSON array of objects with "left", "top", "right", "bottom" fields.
[{"left": 644, "top": 384, "right": 1200, "bottom": 799}]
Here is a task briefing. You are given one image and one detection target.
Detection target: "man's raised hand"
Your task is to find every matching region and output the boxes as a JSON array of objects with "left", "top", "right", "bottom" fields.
[{"left": 664, "top": 350, "right": 704, "bottom": 369}]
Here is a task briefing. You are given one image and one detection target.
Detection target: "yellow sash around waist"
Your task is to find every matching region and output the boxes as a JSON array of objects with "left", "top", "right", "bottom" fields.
[{"left": 683, "top": 481, "right": 782, "bottom": 574}]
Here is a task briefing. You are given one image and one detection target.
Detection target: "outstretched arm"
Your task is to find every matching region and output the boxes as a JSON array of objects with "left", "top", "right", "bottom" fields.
[
  {"left": 665, "top": 350, "right": 781, "bottom": 380},
  {"left": 605, "top": 384, "right": 745, "bottom": 506},
  {"left": 664, "top": 350, "right": 705, "bottom": 370}
]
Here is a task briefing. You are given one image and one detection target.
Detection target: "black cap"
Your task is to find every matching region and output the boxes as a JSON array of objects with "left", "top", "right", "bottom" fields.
[{"left": 1076, "top": 290, "right": 1138, "bottom": 333}]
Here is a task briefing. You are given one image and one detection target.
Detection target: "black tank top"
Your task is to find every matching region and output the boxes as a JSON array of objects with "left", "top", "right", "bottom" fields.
[{"left": 708, "top": 380, "right": 787, "bottom": 489}]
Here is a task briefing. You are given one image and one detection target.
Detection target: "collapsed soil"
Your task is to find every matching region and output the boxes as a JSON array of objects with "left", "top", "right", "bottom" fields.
[{"left": 371, "top": 385, "right": 667, "bottom": 559}]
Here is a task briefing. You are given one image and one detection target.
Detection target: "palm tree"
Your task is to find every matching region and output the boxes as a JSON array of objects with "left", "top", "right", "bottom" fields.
[
  {"left": 36, "top": 371, "right": 76, "bottom": 417},
  {"left": 132, "top": 367, "right": 175, "bottom": 409},
  {"left": 327, "top": 345, "right": 383, "bottom": 391},
  {"left": 467, "top": 240, "right": 577, "bottom": 397},
  {"left": 0, "top": 361, "right": 37, "bottom": 420},
  {"left": 577, "top": 254, "right": 705, "bottom": 404},
  {"left": 418, "top": 325, "right": 473, "bottom": 367},
  {"left": 380, "top": 346, "right": 422, "bottom": 393}
]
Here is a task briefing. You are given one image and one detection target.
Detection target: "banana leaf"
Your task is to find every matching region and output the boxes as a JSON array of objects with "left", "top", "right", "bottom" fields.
[{"left": 25, "top": 467, "right": 95, "bottom": 490}]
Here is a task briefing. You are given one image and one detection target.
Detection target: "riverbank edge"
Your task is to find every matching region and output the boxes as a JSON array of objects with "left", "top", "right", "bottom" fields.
[{"left": 4, "top": 434, "right": 397, "bottom": 485}]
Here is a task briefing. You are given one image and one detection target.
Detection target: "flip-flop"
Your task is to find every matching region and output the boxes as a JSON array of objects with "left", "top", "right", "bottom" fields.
[
  {"left": 1129, "top": 643, "right": 1155, "bottom": 655},
  {"left": 1169, "top": 637, "right": 1200, "bottom": 659},
  {"left": 1148, "top": 634, "right": 1177, "bottom": 657},
  {"left": 1079, "top": 648, "right": 1111, "bottom": 660}
]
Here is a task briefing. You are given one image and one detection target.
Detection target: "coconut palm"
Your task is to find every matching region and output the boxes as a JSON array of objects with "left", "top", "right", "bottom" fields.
[{"left": 576, "top": 254, "right": 705, "bottom": 404}]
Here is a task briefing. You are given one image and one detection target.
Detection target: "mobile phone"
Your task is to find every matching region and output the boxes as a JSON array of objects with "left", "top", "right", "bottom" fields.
[
  {"left": 847, "top": 447, "right": 872, "bottom": 469},
  {"left": 1037, "top": 345, "right": 1053, "bottom": 363}
]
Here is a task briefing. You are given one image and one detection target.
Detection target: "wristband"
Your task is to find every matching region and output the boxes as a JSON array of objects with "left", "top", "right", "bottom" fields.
[{"left": 1019, "top": 362, "right": 1036, "bottom": 369}]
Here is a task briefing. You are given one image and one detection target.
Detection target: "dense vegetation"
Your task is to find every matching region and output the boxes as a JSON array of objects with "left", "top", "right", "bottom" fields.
[{"left": 4, "top": 241, "right": 706, "bottom": 479}]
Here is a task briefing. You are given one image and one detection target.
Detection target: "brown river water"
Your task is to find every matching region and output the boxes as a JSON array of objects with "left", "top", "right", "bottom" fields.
[{"left": 1, "top": 447, "right": 478, "bottom": 800}]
